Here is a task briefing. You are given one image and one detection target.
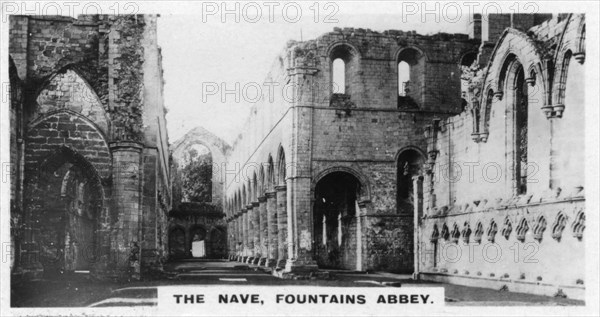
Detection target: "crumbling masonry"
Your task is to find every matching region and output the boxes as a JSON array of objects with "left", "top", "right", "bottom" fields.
[
  {"left": 9, "top": 15, "right": 171, "bottom": 279},
  {"left": 9, "top": 13, "right": 586, "bottom": 299},
  {"left": 222, "top": 14, "right": 585, "bottom": 299}
]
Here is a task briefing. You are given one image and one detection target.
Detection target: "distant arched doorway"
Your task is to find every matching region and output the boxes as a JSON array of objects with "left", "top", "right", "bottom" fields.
[
  {"left": 209, "top": 227, "right": 227, "bottom": 258},
  {"left": 396, "top": 148, "right": 425, "bottom": 214},
  {"left": 190, "top": 226, "right": 207, "bottom": 258},
  {"left": 313, "top": 171, "right": 362, "bottom": 270},
  {"left": 168, "top": 227, "right": 186, "bottom": 259}
]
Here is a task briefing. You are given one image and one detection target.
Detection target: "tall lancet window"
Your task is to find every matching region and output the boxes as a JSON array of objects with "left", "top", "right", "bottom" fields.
[
  {"left": 398, "top": 61, "right": 410, "bottom": 96},
  {"left": 332, "top": 58, "right": 346, "bottom": 94}
]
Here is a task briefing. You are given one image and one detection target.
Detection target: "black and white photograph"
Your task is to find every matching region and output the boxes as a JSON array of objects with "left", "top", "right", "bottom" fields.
[{"left": 1, "top": 1, "right": 598, "bottom": 315}]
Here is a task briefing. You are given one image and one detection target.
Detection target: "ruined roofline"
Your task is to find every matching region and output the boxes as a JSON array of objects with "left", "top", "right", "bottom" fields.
[
  {"left": 327, "top": 26, "right": 471, "bottom": 40},
  {"left": 283, "top": 27, "right": 475, "bottom": 50},
  {"left": 13, "top": 14, "right": 157, "bottom": 25},
  {"left": 227, "top": 25, "right": 477, "bottom": 151}
]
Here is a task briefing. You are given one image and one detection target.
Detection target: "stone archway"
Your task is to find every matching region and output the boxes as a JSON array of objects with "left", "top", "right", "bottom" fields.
[
  {"left": 168, "top": 227, "right": 186, "bottom": 259},
  {"left": 171, "top": 127, "right": 231, "bottom": 208},
  {"left": 312, "top": 171, "right": 362, "bottom": 270},
  {"left": 25, "top": 146, "right": 104, "bottom": 274},
  {"left": 189, "top": 225, "right": 208, "bottom": 258},
  {"left": 396, "top": 148, "right": 425, "bottom": 214}
]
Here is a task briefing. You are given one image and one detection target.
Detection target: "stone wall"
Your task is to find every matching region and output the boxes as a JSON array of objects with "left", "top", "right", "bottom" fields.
[
  {"left": 168, "top": 203, "right": 228, "bottom": 259},
  {"left": 9, "top": 15, "right": 171, "bottom": 280},
  {"left": 224, "top": 26, "right": 479, "bottom": 273},
  {"left": 418, "top": 14, "right": 586, "bottom": 299}
]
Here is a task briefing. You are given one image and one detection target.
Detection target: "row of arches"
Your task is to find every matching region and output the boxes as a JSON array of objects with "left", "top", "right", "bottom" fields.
[
  {"left": 461, "top": 18, "right": 585, "bottom": 197},
  {"left": 226, "top": 146, "right": 287, "bottom": 215},
  {"left": 472, "top": 19, "right": 586, "bottom": 141},
  {"left": 168, "top": 225, "right": 227, "bottom": 259},
  {"left": 225, "top": 146, "right": 427, "bottom": 271},
  {"left": 431, "top": 210, "right": 585, "bottom": 245},
  {"left": 226, "top": 146, "right": 427, "bottom": 218}
]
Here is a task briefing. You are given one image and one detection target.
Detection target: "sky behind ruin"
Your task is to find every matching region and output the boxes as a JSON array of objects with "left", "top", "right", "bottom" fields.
[{"left": 158, "top": 2, "right": 470, "bottom": 145}]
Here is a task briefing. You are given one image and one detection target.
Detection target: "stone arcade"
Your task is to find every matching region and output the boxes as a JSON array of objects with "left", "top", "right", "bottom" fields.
[
  {"left": 9, "top": 13, "right": 586, "bottom": 299},
  {"left": 221, "top": 13, "right": 586, "bottom": 298}
]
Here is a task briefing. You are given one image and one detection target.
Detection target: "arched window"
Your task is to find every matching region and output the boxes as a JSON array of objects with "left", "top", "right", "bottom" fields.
[
  {"left": 398, "top": 61, "right": 410, "bottom": 96},
  {"left": 397, "top": 149, "right": 425, "bottom": 214},
  {"left": 514, "top": 65, "right": 528, "bottom": 195},
  {"left": 460, "top": 52, "right": 478, "bottom": 97},
  {"left": 277, "top": 147, "right": 286, "bottom": 186},
  {"left": 397, "top": 48, "right": 424, "bottom": 108},
  {"left": 181, "top": 143, "right": 213, "bottom": 202},
  {"left": 500, "top": 55, "right": 529, "bottom": 195},
  {"left": 332, "top": 58, "right": 346, "bottom": 94},
  {"left": 329, "top": 44, "right": 358, "bottom": 105}
]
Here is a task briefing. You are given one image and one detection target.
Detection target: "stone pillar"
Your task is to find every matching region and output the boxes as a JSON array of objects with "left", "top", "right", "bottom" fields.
[
  {"left": 235, "top": 215, "right": 242, "bottom": 260},
  {"left": 265, "top": 191, "right": 278, "bottom": 267},
  {"left": 228, "top": 219, "right": 235, "bottom": 259},
  {"left": 246, "top": 204, "right": 255, "bottom": 262},
  {"left": 251, "top": 201, "right": 261, "bottom": 264},
  {"left": 108, "top": 141, "right": 143, "bottom": 278},
  {"left": 232, "top": 218, "right": 238, "bottom": 259},
  {"left": 355, "top": 200, "right": 363, "bottom": 272},
  {"left": 242, "top": 209, "right": 249, "bottom": 261},
  {"left": 275, "top": 185, "right": 288, "bottom": 269},
  {"left": 258, "top": 196, "right": 268, "bottom": 265},
  {"left": 285, "top": 177, "right": 318, "bottom": 272},
  {"left": 413, "top": 175, "right": 424, "bottom": 278},
  {"left": 140, "top": 148, "right": 161, "bottom": 274},
  {"left": 19, "top": 198, "right": 43, "bottom": 278}
]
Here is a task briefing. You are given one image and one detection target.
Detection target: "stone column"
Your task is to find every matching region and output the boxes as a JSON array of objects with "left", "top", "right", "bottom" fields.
[
  {"left": 235, "top": 215, "right": 242, "bottom": 260},
  {"left": 251, "top": 201, "right": 261, "bottom": 264},
  {"left": 275, "top": 185, "right": 288, "bottom": 269},
  {"left": 413, "top": 175, "right": 424, "bottom": 278},
  {"left": 355, "top": 200, "right": 362, "bottom": 272},
  {"left": 228, "top": 219, "right": 235, "bottom": 260},
  {"left": 266, "top": 191, "right": 278, "bottom": 267},
  {"left": 109, "top": 141, "right": 143, "bottom": 278},
  {"left": 140, "top": 147, "right": 161, "bottom": 273},
  {"left": 285, "top": 176, "right": 318, "bottom": 272},
  {"left": 242, "top": 208, "right": 249, "bottom": 261},
  {"left": 246, "top": 204, "right": 255, "bottom": 263},
  {"left": 258, "top": 196, "right": 268, "bottom": 265}
]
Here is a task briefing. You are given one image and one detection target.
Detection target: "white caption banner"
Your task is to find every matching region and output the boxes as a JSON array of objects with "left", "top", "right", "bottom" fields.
[{"left": 157, "top": 285, "right": 445, "bottom": 316}]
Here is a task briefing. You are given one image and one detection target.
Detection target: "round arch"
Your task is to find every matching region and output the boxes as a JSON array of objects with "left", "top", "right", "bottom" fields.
[
  {"left": 396, "top": 147, "right": 426, "bottom": 214},
  {"left": 26, "top": 109, "right": 112, "bottom": 180},
  {"left": 312, "top": 166, "right": 371, "bottom": 202},
  {"left": 326, "top": 41, "right": 361, "bottom": 61},
  {"left": 458, "top": 50, "right": 478, "bottom": 66},
  {"left": 394, "top": 145, "right": 426, "bottom": 163},
  {"left": 394, "top": 45, "right": 429, "bottom": 63},
  {"left": 25, "top": 144, "right": 106, "bottom": 272},
  {"left": 168, "top": 225, "right": 187, "bottom": 258}
]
